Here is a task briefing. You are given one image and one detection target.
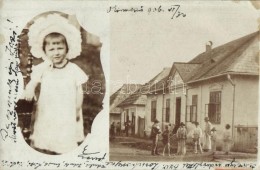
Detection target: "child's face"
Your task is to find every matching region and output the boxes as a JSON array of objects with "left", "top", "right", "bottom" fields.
[{"left": 44, "top": 36, "right": 67, "bottom": 64}]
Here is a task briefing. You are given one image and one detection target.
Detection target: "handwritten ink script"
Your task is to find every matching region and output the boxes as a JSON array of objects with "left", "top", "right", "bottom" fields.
[
  {"left": 107, "top": 5, "right": 186, "bottom": 19},
  {"left": 0, "top": 157, "right": 256, "bottom": 169},
  {"left": 0, "top": 19, "right": 20, "bottom": 143}
]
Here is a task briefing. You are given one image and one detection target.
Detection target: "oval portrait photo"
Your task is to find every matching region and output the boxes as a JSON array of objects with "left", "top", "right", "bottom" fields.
[{"left": 16, "top": 11, "right": 105, "bottom": 155}]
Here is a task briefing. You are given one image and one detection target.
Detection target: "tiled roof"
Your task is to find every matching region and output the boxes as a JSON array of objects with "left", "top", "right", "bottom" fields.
[
  {"left": 148, "top": 63, "right": 200, "bottom": 93},
  {"left": 148, "top": 76, "right": 169, "bottom": 92},
  {"left": 188, "top": 31, "right": 259, "bottom": 82},
  {"left": 110, "top": 107, "right": 121, "bottom": 114},
  {"left": 189, "top": 32, "right": 257, "bottom": 64},
  {"left": 144, "top": 67, "right": 171, "bottom": 93},
  {"left": 110, "top": 84, "right": 142, "bottom": 113},
  {"left": 117, "top": 91, "right": 147, "bottom": 107},
  {"left": 147, "top": 67, "right": 171, "bottom": 85},
  {"left": 115, "top": 31, "right": 259, "bottom": 102},
  {"left": 118, "top": 68, "right": 171, "bottom": 106},
  {"left": 224, "top": 34, "right": 259, "bottom": 74}
]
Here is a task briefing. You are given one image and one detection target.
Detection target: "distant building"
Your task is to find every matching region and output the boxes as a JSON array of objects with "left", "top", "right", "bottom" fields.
[
  {"left": 109, "top": 84, "right": 142, "bottom": 128},
  {"left": 117, "top": 88, "right": 147, "bottom": 137},
  {"left": 116, "top": 68, "right": 171, "bottom": 137}
]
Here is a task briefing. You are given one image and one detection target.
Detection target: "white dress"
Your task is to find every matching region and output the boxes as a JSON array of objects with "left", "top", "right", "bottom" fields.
[
  {"left": 29, "top": 61, "right": 88, "bottom": 154},
  {"left": 223, "top": 130, "right": 232, "bottom": 152},
  {"left": 203, "top": 122, "right": 212, "bottom": 150}
]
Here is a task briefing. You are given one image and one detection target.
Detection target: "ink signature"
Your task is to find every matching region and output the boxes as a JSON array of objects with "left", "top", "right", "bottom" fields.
[{"left": 78, "top": 145, "right": 106, "bottom": 162}]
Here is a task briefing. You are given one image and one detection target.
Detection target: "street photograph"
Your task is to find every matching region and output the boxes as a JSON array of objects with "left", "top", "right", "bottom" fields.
[{"left": 109, "top": 1, "right": 258, "bottom": 162}]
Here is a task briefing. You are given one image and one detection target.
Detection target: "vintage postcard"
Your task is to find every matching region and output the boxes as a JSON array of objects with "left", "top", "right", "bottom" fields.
[{"left": 0, "top": 0, "right": 259, "bottom": 170}]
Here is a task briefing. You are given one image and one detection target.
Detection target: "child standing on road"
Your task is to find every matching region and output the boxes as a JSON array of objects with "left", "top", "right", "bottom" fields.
[
  {"left": 162, "top": 125, "right": 171, "bottom": 156},
  {"left": 193, "top": 122, "right": 203, "bottom": 154},
  {"left": 176, "top": 122, "right": 187, "bottom": 155},
  {"left": 223, "top": 124, "right": 232, "bottom": 155}
]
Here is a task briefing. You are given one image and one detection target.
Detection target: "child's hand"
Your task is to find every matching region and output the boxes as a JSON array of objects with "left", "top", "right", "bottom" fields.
[
  {"left": 76, "top": 115, "right": 80, "bottom": 122},
  {"left": 23, "top": 81, "right": 38, "bottom": 101},
  {"left": 76, "top": 107, "right": 80, "bottom": 122},
  {"left": 23, "top": 88, "right": 35, "bottom": 101}
]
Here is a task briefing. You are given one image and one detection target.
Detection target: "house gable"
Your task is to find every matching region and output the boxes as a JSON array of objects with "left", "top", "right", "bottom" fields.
[
  {"left": 170, "top": 70, "right": 184, "bottom": 87},
  {"left": 168, "top": 62, "right": 201, "bottom": 87}
]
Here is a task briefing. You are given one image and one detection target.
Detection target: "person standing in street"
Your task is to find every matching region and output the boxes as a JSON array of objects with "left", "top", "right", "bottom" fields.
[
  {"left": 110, "top": 122, "right": 116, "bottom": 140},
  {"left": 211, "top": 127, "right": 217, "bottom": 155},
  {"left": 116, "top": 122, "right": 121, "bottom": 136},
  {"left": 150, "top": 119, "right": 161, "bottom": 156},
  {"left": 176, "top": 122, "right": 187, "bottom": 155},
  {"left": 193, "top": 122, "right": 203, "bottom": 154},
  {"left": 162, "top": 125, "right": 171, "bottom": 156},
  {"left": 223, "top": 124, "right": 232, "bottom": 155},
  {"left": 203, "top": 117, "right": 212, "bottom": 152},
  {"left": 125, "top": 121, "right": 129, "bottom": 137}
]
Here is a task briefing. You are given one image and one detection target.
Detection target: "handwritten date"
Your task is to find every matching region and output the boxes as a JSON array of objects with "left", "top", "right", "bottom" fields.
[{"left": 107, "top": 5, "right": 186, "bottom": 20}]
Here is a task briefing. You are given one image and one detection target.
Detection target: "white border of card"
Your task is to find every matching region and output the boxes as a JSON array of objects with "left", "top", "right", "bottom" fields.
[{"left": 0, "top": 0, "right": 259, "bottom": 170}]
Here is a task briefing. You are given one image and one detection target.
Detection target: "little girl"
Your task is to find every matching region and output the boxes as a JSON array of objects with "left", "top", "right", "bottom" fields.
[
  {"left": 24, "top": 31, "right": 88, "bottom": 154},
  {"left": 223, "top": 124, "right": 232, "bottom": 155}
]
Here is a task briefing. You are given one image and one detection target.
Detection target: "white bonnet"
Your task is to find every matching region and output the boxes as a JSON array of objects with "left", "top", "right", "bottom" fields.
[{"left": 28, "top": 13, "right": 82, "bottom": 60}]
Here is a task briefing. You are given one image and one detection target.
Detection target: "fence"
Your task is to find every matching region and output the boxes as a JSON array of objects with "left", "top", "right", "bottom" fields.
[{"left": 233, "top": 125, "right": 257, "bottom": 153}]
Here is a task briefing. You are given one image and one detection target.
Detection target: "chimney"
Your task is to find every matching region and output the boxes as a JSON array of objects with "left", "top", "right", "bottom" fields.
[{"left": 206, "top": 41, "right": 213, "bottom": 52}]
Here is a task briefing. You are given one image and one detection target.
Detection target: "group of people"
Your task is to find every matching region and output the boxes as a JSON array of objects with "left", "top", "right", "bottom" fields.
[
  {"left": 150, "top": 117, "right": 233, "bottom": 156},
  {"left": 110, "top": 121, "right": 137, "bottom": 140},
  {"left": 110, "top": 122, "right": 121, "bottom": 139}
]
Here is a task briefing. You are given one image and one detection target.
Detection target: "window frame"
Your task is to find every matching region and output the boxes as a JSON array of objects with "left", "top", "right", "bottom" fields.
[
  {"left": 151, "top": 100, "right": 157, "bottom": 122},
  {"left": 186, "top": 95, "right": 198, "bottom": 122},
  {"left": 165, "top": 99, "right": 170, "bottom": 122},
  {"left": 207, "top": 91, "right": 221, "bottom": 124}
]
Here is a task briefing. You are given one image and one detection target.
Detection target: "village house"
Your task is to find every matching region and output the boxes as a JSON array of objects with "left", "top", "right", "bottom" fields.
[
  {"left": 144, "top": 31, "right": 259, "bottom": 152},
  {"left": 109, "top": 84, "right": 142, "bottom": 127},
  {"left": 186, "top": 31, "right": 259, "bottom": 152},
  {"left": 144, "top": 62, "right": 199, "bottom": 134},
  {"left": 117, "top": 68, "right": 171, "bottom": 137},
  {"left": 117, "top": 89, "right": 147, "bottom": 137}
]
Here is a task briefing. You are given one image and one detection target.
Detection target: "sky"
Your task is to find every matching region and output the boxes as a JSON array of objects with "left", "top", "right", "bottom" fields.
[{"left": 110, "top": 1, "right": 259, "bottom": 94}]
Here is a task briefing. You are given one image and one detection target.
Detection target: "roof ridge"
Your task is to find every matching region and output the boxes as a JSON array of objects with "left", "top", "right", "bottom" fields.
[
  {"left": 189, "top": 31, "right": 259, "bottom": 63},
  {"left": 192, "top": 32, "right": 257, "bottom": 81},
  {"left": 147, "top": 67, "right": 171, "bottom": 84},
  {"left": 117, "top": 90, "right": 146, "bottom": 107},
  {"left": 172, "top": 62, "right": 201, "bottom": 82},
  {"left": 174, "top": 62, "right": 201, "bottom": 65},
  {"left": 122, "top": 83, "right": 142, "bottom": 86}
]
